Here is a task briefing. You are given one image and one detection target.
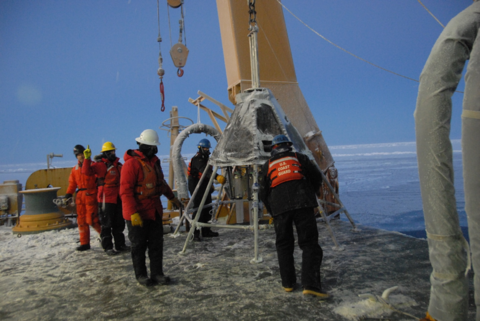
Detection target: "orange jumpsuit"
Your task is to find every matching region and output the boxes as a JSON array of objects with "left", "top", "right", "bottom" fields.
[{"left": 67, "top": 162, "right": 101, "bottom": 245}]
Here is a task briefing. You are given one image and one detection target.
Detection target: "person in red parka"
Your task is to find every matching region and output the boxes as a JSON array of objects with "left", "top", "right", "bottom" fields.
[
  {"left": 82, "top": 142, "right": 130, "bottom": 256},
  {"left": 120, "top": 129, "right": 183, "bottom": 286},
  {"left": 65, "top": 144, "right": 102, "bottom": 251}
]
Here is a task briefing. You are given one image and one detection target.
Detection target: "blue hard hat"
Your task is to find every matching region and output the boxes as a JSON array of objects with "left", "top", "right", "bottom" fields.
[
  {"left": 272, "top": 135, "right": 292, "bottom": 147},
  {"left": 198, "top": 138, "right": 211, "bottom": 149}
]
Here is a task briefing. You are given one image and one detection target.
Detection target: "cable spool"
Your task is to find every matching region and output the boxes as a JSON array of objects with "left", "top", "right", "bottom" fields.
[{"left": 12, "top": 187, "right": 74, "bottom": 235}]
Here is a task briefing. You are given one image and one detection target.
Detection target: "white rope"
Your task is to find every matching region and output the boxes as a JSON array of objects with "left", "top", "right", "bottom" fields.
[
  {"left": 418, "top": 0, "right": 445, "bottom": 28},
  {"left": 276, "top": 0, "right": 419, "bottom": 83},
  {"left": 276, "top": 0, "right": 464, "bottom": 94},
  {"left": 167, "top": 2, "right": 173, "bottom": 48},
  {"left": 257, "top": 21, "right": 288, "bottom": 81}
]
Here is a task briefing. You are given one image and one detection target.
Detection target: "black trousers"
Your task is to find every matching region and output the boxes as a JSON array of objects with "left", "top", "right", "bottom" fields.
[
  {"left": 126, "top": 212, "right": 164, "bottom": 279},
  {"left": 189, "top": 186, "right": 213, "bottom": 235},
  {"left": 273, "top": 207, "right": 323, "bottom": 289},
  {"left": 98, "top": 201, "right": 126, "bottom": 251}
]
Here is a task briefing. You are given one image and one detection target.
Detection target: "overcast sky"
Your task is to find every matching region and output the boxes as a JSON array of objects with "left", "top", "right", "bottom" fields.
[{"left": 0, "top": 0, "right": 472, "bottom": 166}]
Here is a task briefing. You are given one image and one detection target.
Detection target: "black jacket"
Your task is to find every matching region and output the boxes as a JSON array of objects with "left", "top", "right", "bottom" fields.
[
  {"left": 187, "top": 152, "right": 214, "bottom": 195},
  {"left": 259, "top": 150, "right": 322, "bottom": 216}
]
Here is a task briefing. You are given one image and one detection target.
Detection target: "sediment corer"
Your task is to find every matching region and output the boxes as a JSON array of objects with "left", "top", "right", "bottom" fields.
[{"left": 231, "top": 167, "right": 254, "bottom": 200}]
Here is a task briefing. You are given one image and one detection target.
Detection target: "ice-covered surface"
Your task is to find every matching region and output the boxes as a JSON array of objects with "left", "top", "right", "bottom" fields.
[
  {"left": 332, "top": 140, "right": 467, "bottom": 239},
  {"left": 0, "top": 140, "right": 475, "bottom": 320},
  {"left": 0, "top": 140, "right": 466, "bottom": 238},
  {"left": 0, "top": 219, "right": 474, "bottom": 320}
]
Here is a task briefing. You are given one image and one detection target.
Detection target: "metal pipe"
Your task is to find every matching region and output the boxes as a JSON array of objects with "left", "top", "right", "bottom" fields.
[
  {"left": 319, "top": 167, "right": 356, "bottom": 230},
  {"left": 250, "top": 165, "right": 263, "bottom": 263},
  {"left": 248, "top": 24, "right": 260, "bottom": 88},
  {"left": 172, "top": 163, "right": 210, "bottom": 236},
  {"left": 180, "top": 164, "right": 218, "bottom": 253}
]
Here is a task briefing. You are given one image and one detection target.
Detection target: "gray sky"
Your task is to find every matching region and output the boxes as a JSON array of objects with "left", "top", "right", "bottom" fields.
[{"left": 0, "top": 0, "right": 471, "bottom": 165}]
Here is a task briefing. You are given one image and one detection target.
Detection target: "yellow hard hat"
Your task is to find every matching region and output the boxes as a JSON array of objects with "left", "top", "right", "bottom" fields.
[{"left": 101, "top": 142, "right": 116, "bottom": 152}]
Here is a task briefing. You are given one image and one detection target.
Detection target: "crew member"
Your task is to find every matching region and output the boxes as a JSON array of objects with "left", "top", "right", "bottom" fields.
[
  {"left": 187, "top": 138, "right": 225, "bottom": 241},
  {"left": 259, "top": 134, "right": 328, "bottom": 299},
  {"left": 65, "top": 144, "right": 102, "bottom": 251},
  {"left": 416, "top": 2, "right": 480, "bottom": 320},
  {"left": 120, "top": 129, "right": 183, "bottom": 286},
  {"left": 82, "top": 142, "right": 130, "bottom": 256}
]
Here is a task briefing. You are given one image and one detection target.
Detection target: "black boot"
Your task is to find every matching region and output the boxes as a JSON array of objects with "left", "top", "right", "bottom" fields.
[
  {"left": 193, "top": 230, "right": 202, "bottom": 242},
  {"left": 136, "top": 275, "right": 154, "bottom": 287},
  {"left": 115, "top": 244, "right": 131, "bottom": 252},
  {"left": 76, "top": 244, "right": 91, "bottom": 251},
  {"left": 151, "top": 274, "right": 171, "bottom": 286},
  {"left": 105, "top": 249, "right": 119, "bottom": 256},
  {"left": 202, "top": 228, "right": 219, "bottom": 237}
]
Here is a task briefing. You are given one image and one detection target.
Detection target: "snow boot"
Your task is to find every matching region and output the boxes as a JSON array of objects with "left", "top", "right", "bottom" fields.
[
  {"left": 193, "top": 230, "right": 202, "bottom": 242},
  {"left": 76, "top": 244, "right": 91, "bottom": 251},
  {"left": 136, "top": 275, "right": 154, "bottom": 287},
  {"left": 202, "top": 228, "right": 219, "bottom": 237},
  {"left": 283, "top": 283, "right": 297, "bottom": 292},
  {"left": 116, "top": 244, "right": 131, "bottom": 252},
  {"left": 419, "top": 312, "right": 437, "bottom": 321},
  {"left": 303, "top": 286, "right": 330, "bottom": 299},
  {"left": 151, "top": 275, "right": 171, "bottom": 286},
  {"left": 105, "top": 249, "right": 119, "bottom": 256}
]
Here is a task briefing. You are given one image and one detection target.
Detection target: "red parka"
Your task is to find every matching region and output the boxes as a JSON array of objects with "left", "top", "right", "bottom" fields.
[
  {"left": 120, "top": 149, "right": 175, "bottom": 221},
  {"left": 82, "top": 157, "right": 122, "bottom": 204}
]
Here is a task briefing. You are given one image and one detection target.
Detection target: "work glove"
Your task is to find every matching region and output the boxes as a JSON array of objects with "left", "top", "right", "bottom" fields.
[
  {"left": 170, "top": 197, "right": 184, "bottom": 210},
  {"left": 131, "top": 212, "right": 143, "bottom": 227},
  {"left": 216, "top": 175, "right": 226, "bottom": 185},
  {"left": 63, "top": 194, "right": 73, "bottom": 207},
  {"left": 83, "top": 145, "right": 92, "bottom": 159}
]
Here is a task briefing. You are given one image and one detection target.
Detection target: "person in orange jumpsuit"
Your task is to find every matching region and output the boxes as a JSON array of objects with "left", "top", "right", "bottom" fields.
[{"left": 65, "top": 144, "right": 101, "bottom": 251}]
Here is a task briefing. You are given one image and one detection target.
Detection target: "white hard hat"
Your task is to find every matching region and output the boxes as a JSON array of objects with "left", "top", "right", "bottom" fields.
[{"left": 135, "top": 129, "right": 161, "bottom": 146}]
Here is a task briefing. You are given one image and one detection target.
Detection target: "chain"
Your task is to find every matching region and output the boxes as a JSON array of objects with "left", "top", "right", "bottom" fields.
[{"left": 248, "top": 0, "right": 256, "bottom": 25}]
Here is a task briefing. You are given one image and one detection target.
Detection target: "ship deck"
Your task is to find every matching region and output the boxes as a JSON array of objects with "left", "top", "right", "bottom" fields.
[{"left": 0, "top": 219, "right": 475, "bottom": 320}]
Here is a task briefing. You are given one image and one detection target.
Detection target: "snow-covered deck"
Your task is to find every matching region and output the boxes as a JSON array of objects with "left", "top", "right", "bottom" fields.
[{"left": 0, "top": 220, "right": 475, "bottom": 320}]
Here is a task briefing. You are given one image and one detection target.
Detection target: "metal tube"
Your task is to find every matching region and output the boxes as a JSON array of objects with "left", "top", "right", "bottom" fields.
[
  {"left": 250, "top": 165, "right": 263, "bottom": 263},
  {"left": 248, "top": 24, "right": 260, "bottom": 88},
  {"left": 172, "top": 164, "right": 210, "bottom": 236},
  {"left": 211, "top": 182, "right": 224, "bottom": 223},
  {"left": 319, "top": 168, "right": 356, "bottom": 230},
  {"left": 180, "top": 164, "right": 218, "bottom": 253},
  {"left": 316, "top": 200, "right": 341, "bottom": 251}
]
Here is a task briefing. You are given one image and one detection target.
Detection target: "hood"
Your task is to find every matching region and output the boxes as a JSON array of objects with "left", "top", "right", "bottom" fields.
[
  {"left": 123, "top": 149, "right": 159, "bottom": 163},
  {"left": 102, "top": 157, "right": 121, "bottom": 166}
]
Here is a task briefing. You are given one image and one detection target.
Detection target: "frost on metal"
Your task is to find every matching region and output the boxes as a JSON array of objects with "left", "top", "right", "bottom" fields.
[
  {"left": 210, "top": 87, "right": 314, "bottom": 167},
  {"left": 172, "top": 123, "right": 220, "bottom": 200}
]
